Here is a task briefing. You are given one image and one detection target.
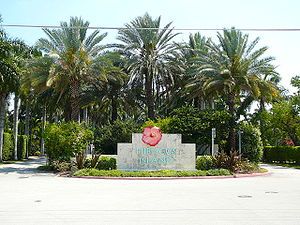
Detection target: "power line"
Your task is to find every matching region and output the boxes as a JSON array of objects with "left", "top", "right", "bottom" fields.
[{"left": 2, "top": 24, "right": 300, "bottom": 32}]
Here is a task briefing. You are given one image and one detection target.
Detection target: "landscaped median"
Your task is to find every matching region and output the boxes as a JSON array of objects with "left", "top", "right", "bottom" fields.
[
  {"left": 38, "top": 154, "right": 268, "bottom": 179},
  {"left": 73, "top": 154, "right": 269, "bottom": 179}
]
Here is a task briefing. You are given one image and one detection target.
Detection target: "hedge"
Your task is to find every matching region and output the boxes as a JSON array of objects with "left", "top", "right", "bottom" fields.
[
  {"left": 17, "top": 135, "right": 28, "bottom": 160},
  {"left": 2, "top": 133, "right": 28, "bottom": 161},
  {"left": 264, "top": 146, "right": 300, "bottom": 163},
  {"left": 3, "top": 133, "right": 13, "bottom": 161}
]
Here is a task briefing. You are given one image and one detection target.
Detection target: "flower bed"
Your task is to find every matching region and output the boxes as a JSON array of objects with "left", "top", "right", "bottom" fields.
[{"left": 74, "top": 168, "right": 231, "bottom": 177}]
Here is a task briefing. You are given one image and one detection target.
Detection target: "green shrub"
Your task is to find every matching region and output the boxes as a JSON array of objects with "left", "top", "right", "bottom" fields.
[
  {"left": 17, "top": 135, "right": 27, "bottom": 160},
  {"left": 44, "top": 122, "right": 93, "bottom": 163},
  {"left": 94, "top": 120, "right": 139, "bottom": 154},
  {"left": 3, "top": 133, "right": 13, "bottom": 161},
  {"left": 239, "top": 122, "right": 263, "bottom": 162},
  {"left": 264, "top": 146, "right": 300, "bottom": 163},
  {"left": 140, "top": 107, "right": 231, "bottom": 154},
  {"left": 51, "top": 160, "right": 72, "bottom": 172},
  {"left": 142, "top": 118, "right": 172, "bottom": 133},
  {"left": 169, "top": 107, "right": 230, "bottom": 153},
  {"left": 96, "top": 156, "right": 117, "bottom": 170},
  {"left": 196, "top": 155, "right": 216, "bottom": 170},
  {"left": 34, "top": 151, "right": 41, "bottom": 156}
]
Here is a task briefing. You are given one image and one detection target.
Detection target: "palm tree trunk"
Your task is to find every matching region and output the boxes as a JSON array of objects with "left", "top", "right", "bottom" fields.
[
  {"left": 228, "top": 93, "right": 236, "bottom": 153},
  {"left": 13, "top": 95, "right": 21, "bottom": 160},
  {"left": 83, "top": 107, "right": 88, "bottom": 123},
  {"left": 70, "top": 78, "right": 80, "bottom": 122},
  {"left": 41, "top": 105, "right": 46, "bottom": 155},
  {"left": 111, "top": 95, "right": 118, "bottom": 122},
  {"left": 25, "top": 100, "right": 30, "bottom": 159},
  {"left": 145, "top": 73, "right": 155, "bottom": 119},
  {"left": 0, "top": 93, "right": 7, "bottom": 162}
]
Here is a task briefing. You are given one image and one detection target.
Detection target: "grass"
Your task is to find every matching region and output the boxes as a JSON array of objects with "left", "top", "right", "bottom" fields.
[
  {"left": 258, "top": 167, "right": 268, "bottom": 173},
  {"left": 0, "top": 160, "right": 18, "bottom": 165},
  {"left": 269, "top": 163, "right": 300, "bottom": 169},
  {"left": 74, "top": 168, "right": 232, "bottom": 177}
]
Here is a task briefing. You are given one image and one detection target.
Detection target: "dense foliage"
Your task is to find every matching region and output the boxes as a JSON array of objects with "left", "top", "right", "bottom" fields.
[
  {"left": 2, "top": 133, "right": 13, "bottom": 160},
  {"left": 264, "top": 146, "right": 300, "bottom": 164},
  {"left": 196, "top": 154, "right": 262, "bottom": 173},
  {"left": 239, "top": 123, "right": 263, "bottom": 162},
  {"left": 44, "top": 122, "right": 93, "bottom": 163},
  {"left": 96, "top": 156, "right": 117, "bottom": 170},
  {"left": 17, "top": 135, "right": 27, "bottom": 160},
  {"left": 0, "top": 13, "right": 298, "bottom": 167},
  {"left": 143, "top": 107, "right": 231, "bottom": 154},
  {"left": 94, "top": 120, "right": 139, "bottom": 154}
]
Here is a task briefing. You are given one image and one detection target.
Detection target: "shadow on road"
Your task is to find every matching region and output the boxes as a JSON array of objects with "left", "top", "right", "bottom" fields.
[{"left": 0, "top": 157, "right": 49, "bottom": 175}]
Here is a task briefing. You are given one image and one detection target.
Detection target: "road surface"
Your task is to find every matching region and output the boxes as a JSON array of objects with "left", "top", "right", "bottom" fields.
[{"left": 0, "top": 157, "right": 299, "bottom": 225}]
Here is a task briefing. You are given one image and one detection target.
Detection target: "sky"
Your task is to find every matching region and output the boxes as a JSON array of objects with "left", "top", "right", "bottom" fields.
[{"left": 1, "top": 0, "right": 300, "bottom": 94}]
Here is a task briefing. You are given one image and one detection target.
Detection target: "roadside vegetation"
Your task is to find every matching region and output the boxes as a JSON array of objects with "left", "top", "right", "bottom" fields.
[{"left": 0, "top": 14, "right": 299, "bottom": 177}]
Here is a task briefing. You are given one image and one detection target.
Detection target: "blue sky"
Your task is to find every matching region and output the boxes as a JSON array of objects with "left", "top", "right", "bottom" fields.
[{"left": 1, "top": 0, "right": 300, "bottom": 93}]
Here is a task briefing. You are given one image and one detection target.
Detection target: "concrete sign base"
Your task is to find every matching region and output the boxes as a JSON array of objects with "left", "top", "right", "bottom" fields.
[{"left": 118, "top": 133, "right": 196, "bottom": 171}]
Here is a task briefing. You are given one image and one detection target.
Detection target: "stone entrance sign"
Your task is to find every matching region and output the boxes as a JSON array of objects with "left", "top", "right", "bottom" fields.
[{"left": 117, "top": 132, "right": 196, "bottom": 171}]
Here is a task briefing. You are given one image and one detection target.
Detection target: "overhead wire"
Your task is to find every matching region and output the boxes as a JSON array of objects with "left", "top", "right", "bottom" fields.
[{"left": 2, "top": 24, "right": 300, "bottom": 32}]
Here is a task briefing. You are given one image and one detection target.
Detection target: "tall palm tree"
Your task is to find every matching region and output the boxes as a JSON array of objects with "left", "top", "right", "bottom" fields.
[
  {"left": 9, "top": 40, "right": 32, "bottom": 160},
  {"left": 116, "top": 13, "right": 179, "bottom": 119},
  {"left": 23, "top": 55, "right": 64, "bottom": 155},
  {"left": 189, "top": 28, "right": 279, "bottom": 152},
  {"left": 0, "top": 29, "right": 19, "bottom": 161},
  {"left": 36, "top": 16, "right": 107, "bottom": 121}
]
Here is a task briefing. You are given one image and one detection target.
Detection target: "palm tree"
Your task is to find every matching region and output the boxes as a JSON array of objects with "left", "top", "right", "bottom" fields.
[
  {"left": 0, "top": 29, "right": 19, "bottom": 161},
  {"left": 23, "top": 55, "right": 59, "bottom": 155},
  {"left": 82, "top": 52, "right": 143, "bottom": 125},
  {"left": 10, "top": 40, "right": 32, "bottom": 160},
  {"left": 181, "top": 33, "right": 211, "bottom": 109},
  {"left": 36, "top": 16, "right": 107, "bottom": 121},
  {"left": 189, "top": 28, "right": 279, "bottom": 152},
  {"left": 116, "top": 13, "right": 179, "bottom": 119}
]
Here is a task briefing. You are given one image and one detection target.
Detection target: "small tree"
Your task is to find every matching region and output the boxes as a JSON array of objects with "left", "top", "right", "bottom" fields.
[{"left": 44, "top": 122, "right": 93, "bottom": 169}]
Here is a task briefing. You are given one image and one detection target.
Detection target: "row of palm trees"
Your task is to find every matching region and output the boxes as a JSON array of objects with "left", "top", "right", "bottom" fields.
[{"left": 0, "top": 13, "right": 280, "bottom": 160}]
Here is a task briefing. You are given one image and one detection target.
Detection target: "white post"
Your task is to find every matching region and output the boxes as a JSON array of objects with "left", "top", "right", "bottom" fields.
[
  {"left": 212, "top": 128, "right": 216, "bottom": 155},
  {"left": 238, "top": 130, "right": 243, "bottom": 154}
]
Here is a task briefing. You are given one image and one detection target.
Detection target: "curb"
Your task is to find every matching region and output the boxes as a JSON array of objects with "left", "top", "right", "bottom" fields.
[{"left": 72, "top": 171, "right": 271, "bottom": 180}]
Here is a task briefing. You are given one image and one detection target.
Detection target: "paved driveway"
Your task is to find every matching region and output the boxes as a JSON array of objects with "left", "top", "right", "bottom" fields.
[{"left": 0, "top": 158, "right": 300, "bottom": 225}]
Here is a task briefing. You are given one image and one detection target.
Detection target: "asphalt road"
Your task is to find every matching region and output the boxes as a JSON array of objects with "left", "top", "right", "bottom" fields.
[{"left": 0, "top": 157, "right": 300, "bottom": 225}]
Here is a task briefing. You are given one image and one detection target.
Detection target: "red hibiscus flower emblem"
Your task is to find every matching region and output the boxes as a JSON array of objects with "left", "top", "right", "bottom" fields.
[{"left": 142, "top": 126, "right": 162, "bottom": 146}]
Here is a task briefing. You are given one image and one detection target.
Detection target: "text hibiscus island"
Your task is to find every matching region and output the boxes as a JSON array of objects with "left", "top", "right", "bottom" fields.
[{"left": 117, "top": 126, "right": 196, "bottom": 171}]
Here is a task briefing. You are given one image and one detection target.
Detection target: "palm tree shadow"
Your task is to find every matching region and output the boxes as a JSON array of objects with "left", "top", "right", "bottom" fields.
[{"left": 0, "top": 157, "right": 50, "bottom": 175}]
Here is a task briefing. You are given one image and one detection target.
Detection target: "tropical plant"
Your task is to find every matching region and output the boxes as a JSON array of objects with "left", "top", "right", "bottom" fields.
[
  {"left": 9, "top": 40, "right": 32, "bottom": 160},
  {"left": 0, "top": 27, "right": 19, "bottom": 161},
  {"left": 239, "top": 122, "right": 263, "bottom": 162},
  {"left": 36, "top": 16, "right": 107, "bottom": 121},
  {"left": 116, "top": 13, "right": 179, "bottom": 119},
  {"left": 83, "top": 51, "right": 131, "bottom": 123},
  {"left": 44, "top": 122, "right": 93, "bottom": 168},
  {"left": 188, "top": 28, "right": 279, "bottom": 152}
]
